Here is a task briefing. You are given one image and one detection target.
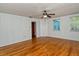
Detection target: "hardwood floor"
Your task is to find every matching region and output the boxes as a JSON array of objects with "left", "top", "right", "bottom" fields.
[{"left": 0, "top": 37, "right": 79, "bottom": 56}]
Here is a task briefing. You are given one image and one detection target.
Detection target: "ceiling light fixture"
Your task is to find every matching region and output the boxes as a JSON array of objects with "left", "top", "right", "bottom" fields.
[
  {"left": 43, "top": 15, "right": 47, "bottom": 18},
  {"left": 43, "top": 10, "right": 48, "bottom": 18}
]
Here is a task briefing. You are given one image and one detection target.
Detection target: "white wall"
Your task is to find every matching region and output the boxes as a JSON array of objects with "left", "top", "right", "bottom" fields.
[
  {"left": 39, "top": 19, "right": 49, "bottom": 36},
  {"left": 0, "top": 13, "right": 31, "bottom": 47},
  {"left": 31, "top": 18, "right": 49, "bottom": 37},
  {"left": 0, "top": 13, "right": 45, "bottom": 47},
  {"left": 48, "top": 14, "right": 79, "bottom": 41},
  {"left": 0, "top": 12, "right": 79, "bottom": 47}
]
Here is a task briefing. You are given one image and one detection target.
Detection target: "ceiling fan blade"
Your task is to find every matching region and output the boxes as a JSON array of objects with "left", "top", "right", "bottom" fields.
[
  {"left": 47, "top": 15, "right": 51, "bottom": 18},
  {"left": 48, "top": 13, "right": 55, "bottom": 15}
]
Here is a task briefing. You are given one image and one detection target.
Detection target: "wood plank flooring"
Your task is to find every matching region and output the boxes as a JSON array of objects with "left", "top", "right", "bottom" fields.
[{"left": 0, "top": 37, "right": 79, "bottom": 56}]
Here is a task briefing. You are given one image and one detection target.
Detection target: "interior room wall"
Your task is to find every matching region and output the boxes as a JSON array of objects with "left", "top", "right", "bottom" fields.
[
  {"left": 0, "top": 13, "right": 32, "bottom": 47},
  {"left": 39, "top": 19, "right": 49, "bottom": 37},
  {"left": 48, "top": 14, "right": 79, "bottom": 41},
  {"left": 31, "top": 18, "right": 49, "bottom": 37},
  {"left": 0, "top": 12, "right": 79, "bottom": 47}
]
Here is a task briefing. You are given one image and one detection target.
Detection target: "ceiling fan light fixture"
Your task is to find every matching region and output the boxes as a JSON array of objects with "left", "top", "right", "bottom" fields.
[
  {"left": 41, "top": 10, "right": 55, "bottom": 19},
  {"left": 43, "top": 15, "right": 47, "bottom": 18}
]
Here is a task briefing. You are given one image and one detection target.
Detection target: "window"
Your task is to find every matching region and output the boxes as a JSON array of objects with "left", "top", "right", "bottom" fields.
[
  {"left": 53, "top": 19, "right": 60, "bottom": 31},
  {"left": 70, "top": 16, "right": 79, "bottom": 32}
]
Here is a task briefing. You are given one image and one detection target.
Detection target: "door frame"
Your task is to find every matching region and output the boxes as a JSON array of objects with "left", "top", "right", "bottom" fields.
[{"left": 31, "top": 21, "right": 37, "bottom": 39}]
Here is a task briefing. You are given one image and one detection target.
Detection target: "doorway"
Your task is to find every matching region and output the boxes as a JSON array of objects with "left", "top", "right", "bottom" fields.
[{"left": 31, "top": 22, "right": 36, "bottom": 39}]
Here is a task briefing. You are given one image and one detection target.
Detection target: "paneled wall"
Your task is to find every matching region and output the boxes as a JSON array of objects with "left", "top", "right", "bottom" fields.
[
  {"left": 0, "top": 13, "right": 31, "bottom": 47},
  {"left": 48, "top": 14, "right": 79, "bottom": 41},
  {"left": 0, "top": 12, "right": 79, "bottom": 47}
]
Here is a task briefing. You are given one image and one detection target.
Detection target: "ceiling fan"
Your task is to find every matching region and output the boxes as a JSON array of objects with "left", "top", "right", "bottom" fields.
[{"left": 42, "top": 10, "right": 55, "bottom": 18}]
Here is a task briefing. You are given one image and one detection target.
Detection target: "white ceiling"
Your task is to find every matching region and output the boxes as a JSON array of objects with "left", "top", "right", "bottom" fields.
[{"left": 0, "top": 3, "right": 79, "bottom": 18}]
